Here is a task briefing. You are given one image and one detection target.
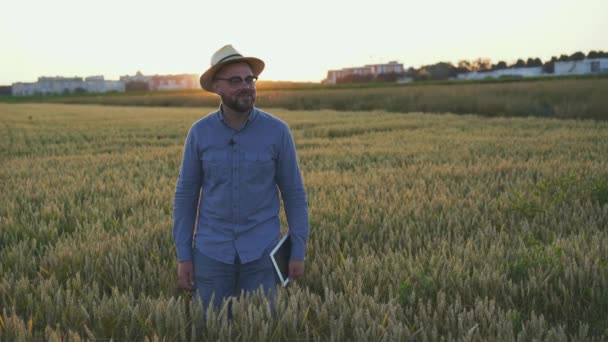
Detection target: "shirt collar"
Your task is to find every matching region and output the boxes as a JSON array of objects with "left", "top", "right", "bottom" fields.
[{"left": 217, "top": 105, "right": 259, "bottom": 126}]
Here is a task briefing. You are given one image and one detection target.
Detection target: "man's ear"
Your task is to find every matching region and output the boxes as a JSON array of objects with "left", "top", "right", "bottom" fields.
[{"left": 213, "top": 82, "right": 223, "bottom": 96}]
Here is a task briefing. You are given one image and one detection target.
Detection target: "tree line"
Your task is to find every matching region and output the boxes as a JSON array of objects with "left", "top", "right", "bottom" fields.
[{"left": 335, "top": 50, "right": 608, "bottom": 83}]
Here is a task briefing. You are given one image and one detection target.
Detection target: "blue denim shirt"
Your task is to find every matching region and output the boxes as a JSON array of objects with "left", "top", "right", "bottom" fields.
[{"left": 173, "top": 106, "right": 309, "bottom": 264}]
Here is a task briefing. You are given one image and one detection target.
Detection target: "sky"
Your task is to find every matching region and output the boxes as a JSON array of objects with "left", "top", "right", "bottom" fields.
[{"left": 1, "top": 0, "right": 606, "bottom": 85}]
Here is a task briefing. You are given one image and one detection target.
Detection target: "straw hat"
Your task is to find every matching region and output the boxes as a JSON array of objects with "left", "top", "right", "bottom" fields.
[{"left": 199, "top": 44, "right": 265, "bottom": 92}]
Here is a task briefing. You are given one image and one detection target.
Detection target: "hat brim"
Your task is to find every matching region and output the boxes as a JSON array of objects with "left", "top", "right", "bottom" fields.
[{"left": 200, "top": 56, "right": 265, "bottom": 92}]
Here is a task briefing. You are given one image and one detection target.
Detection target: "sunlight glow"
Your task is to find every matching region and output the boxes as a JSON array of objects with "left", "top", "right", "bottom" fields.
[{"left": 1, "top": 0, "right": 606, "bottom": 84}]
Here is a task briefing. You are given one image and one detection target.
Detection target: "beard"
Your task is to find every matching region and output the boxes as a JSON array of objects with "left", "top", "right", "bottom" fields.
[{"left": 220, "top": 88, "right": 256, "bottom": 114}]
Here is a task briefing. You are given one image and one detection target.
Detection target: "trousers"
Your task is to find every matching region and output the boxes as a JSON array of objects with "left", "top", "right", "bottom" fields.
[{"left": 192, "top": 245, "right": 277, "bottom": 317}]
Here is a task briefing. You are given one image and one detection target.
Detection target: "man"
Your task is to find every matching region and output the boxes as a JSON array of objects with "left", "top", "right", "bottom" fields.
[{"left": 173, "top": 44, "right": 309, "bottom": 314}]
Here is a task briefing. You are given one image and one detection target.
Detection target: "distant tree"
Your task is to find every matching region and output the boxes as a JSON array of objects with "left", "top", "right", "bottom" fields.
[
  {"left": 513, "top": 59, "right": 526, "bottom": 68},
  {"left": 375, "top": 72, "right": 401, "bottom": 82},
  {"left": 414, "top": 68, "right": 431, "bottom": 81},
  {"left": 425, "top": 62, "right": 457, "bottom": 80},
  {"left": 493, "top": 61, "right": 508, "bottom": 70},
  {"left": 589, "top": 50, "right": 608, "bottom": 59},
  {"left": 456, "top": 58, "right": 491, "bottom": 72},
  {"left": 126, "top": 81, "right": 150, "bottom": 92},
  {"left": 405, "top": 67, "right": 417, "bottom": 78},
  {"left": 526, "top": 57, "right": 543, "bottom": 67},
  {"left": 569, "top": 51, "right": 586, "bottom": 61},
  {"left": 336, "top": 74, "right": 373, "bottom": 84},
  {"left": 543, "top": 56, "right": 558, "bottom": 73},
  {"left": 457, "top": 60, "right": 473, "bottom": 73},
  {"left": 355, "top": 74, "right": 374, "bottom": 83},
  {"left": 558, "top": 54, "right": 570, "bottom": 62},
  {"left": 473, "top": 58, "right": 492, "bottom": 71},
  {"left": 0, "top": 86, "right": 11, "bottom": 95}
]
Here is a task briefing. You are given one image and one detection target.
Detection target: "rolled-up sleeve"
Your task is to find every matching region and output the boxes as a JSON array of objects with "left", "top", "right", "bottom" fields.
[
  {"left": 173, "top": 127, "right": 202, "bottom": 262},
  {"left": 275, "top": 125, "right": 309, "bottom": 261}
]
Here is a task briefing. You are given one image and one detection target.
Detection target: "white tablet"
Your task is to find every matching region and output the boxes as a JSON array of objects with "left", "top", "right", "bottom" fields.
[{"left": 270, "top": 234, "right": 291, "bottom": 287}]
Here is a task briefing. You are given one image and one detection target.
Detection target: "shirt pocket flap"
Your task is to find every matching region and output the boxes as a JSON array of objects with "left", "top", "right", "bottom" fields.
[
  {"left": 202, "top": 151, "right": 227, "bottom": 162},
  {"left": 244, "top": 152, "right": 273, "bottom": 162}
]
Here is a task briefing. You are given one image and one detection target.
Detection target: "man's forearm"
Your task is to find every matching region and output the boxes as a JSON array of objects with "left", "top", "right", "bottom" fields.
[
  {"left": 282, "top": 186, "right": 309, "bottom": 260},
  {"left": 173, "top": 186, "right": 200, "bottom": 261}
]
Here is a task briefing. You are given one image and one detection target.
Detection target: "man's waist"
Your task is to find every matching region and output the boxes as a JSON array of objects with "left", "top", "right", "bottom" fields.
[
  {"left": 195, "top": 219, "right": 281, "bottom": 264},
  {"left": 197, "top": 215, "right": 280, "bottom": 237}
]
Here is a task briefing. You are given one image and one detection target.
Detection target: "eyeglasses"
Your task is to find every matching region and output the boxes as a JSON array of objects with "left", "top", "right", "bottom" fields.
[{"left": 214, "top": 75, "right": 258, "bottom": 87}]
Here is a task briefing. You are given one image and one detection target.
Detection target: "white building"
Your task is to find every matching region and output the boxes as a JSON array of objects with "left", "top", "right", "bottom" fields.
[
  {"left": 11, "top": 82, "right": 38, "bottom": 96},
  {"left": 456, "top": 57, "right": 608, "bottom": 81},
  {"left": 38, "top": 76, "right": 84, "bottom": 94},
  {"left": 554, "top": 58, "right": 608, "bottom": 75},
  {"left": 119, "top": 71, "right": 151, "bottom": 84},
  {"left": 11, "top": 76, "right": 125, "bottom": 96},
  {"left": 323, "top": 61, "right": 405, "bottom": 84},
  {"left": 11, "top": 71, "right": 201, "bottom": 96},
  {"left": 457, "top": 67, "right": 544, "bottom": 80},
  {"left": 82, "top": 76, "right": 125, "bottom": 93},
  {"left": 118, "top": 72, "right": 198, "bottom": 91},
  {"left": 149, "top": 74, "right": 199, "bottom": 91}
]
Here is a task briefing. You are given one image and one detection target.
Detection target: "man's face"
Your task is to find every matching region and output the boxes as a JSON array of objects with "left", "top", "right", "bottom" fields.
[{"left": 213, "top": 62, "right": 257, "bottom": 113}]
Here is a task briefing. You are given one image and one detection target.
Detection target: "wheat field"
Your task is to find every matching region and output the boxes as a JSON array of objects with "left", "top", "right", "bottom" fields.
[
  {"left": 5, "top": 77, "right": 608, "bottom": 120},
  {"left": 1, "top": 103, "right": 607, "bottom": 341}
]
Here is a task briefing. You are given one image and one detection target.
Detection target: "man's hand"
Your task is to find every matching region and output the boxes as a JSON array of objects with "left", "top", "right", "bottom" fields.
[
  {"left": 177, "top": 261, "right": 195, "bottom": 290},
  {"left": 288, "top": 260, "right": 305, "bottom": 280}
]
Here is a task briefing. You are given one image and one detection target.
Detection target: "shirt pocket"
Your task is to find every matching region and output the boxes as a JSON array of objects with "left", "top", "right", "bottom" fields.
[
  {"left": 202, "top": 151, "right": 230, "bottom": 183},
  {"left": 243, "top": 152, "right": 275, "bottom": 183}
]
